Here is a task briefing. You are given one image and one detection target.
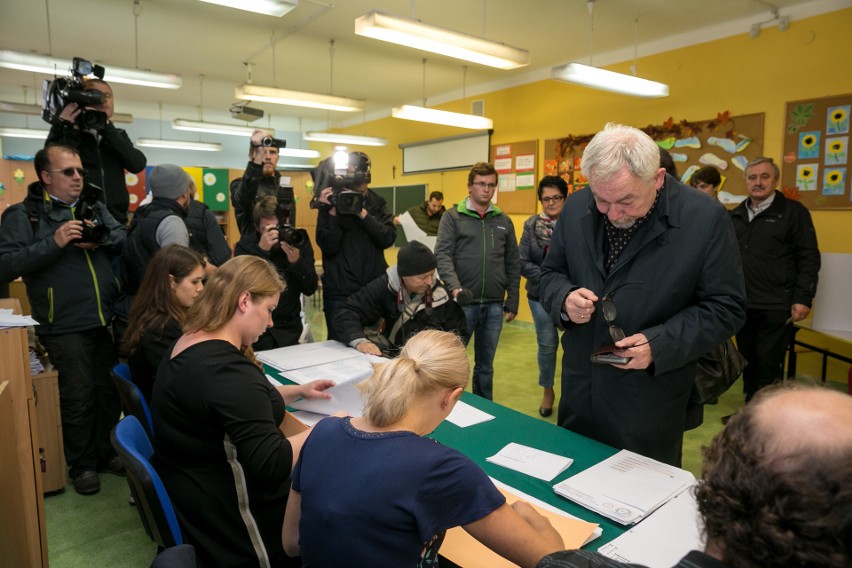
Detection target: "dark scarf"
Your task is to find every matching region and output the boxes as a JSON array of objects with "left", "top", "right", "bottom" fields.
[{"left": 603, "top": 189, "right": 661, "bottom": 273}]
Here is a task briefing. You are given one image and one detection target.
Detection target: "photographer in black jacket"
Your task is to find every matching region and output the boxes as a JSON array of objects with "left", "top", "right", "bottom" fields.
[
  {"left": 231, "top": 129, "right": 283, "bottom": 240},
  {"left": 46, "top": 78, "right": 147, "bottom": 226}
]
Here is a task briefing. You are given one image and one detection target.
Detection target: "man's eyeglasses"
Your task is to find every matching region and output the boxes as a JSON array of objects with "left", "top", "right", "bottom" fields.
[
  {"left": 599, "top": 281, "right": 658, "bottom": 348},
  {"left": 541, "top": 195, "right": 565, "bottom": 204},
  {"left": 47, "top": 167, "right": 88, "bottom": 178},
  {"left": 472, "top": 181, "right": 497, "bottom": 189}
]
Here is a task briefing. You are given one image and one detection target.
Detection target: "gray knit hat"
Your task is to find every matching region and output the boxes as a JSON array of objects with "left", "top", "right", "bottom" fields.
[
  {"left": 397, "top": 241, "right": 437, "bottom": 277},
  {"left": 149, "top": 164, "right": 191, "bottom": 200}
]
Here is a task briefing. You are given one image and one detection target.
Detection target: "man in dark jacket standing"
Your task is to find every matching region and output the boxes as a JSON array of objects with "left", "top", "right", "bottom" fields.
[
  {"left": 435, "top": 162, "right": 521, "bottom": 401},
  {"left": 315, "top": 152, "right": 396, "bottom": 342},
  {"left": 46, "top": 79, "right": 147, "bottom": 226},
  {"left": 730, "top": 157, "right": 820, "bottom": 402},
  {"left": 0, "top": 144, "right": 126, "bottom": 494},
  {"left": 337, "top": 241, "right": 467, "bottom": 356},
  {"left": 539, "top": 124, "right": 746, "bottom": 467}
]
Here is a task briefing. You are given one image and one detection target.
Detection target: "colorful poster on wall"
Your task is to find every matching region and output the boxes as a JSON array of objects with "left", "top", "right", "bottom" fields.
[
  {"left": 125, "top": 169, "right": 146, "bottom": 211},
  {"left": 202, "top": 168, "right": 229, "bottom": 211}
]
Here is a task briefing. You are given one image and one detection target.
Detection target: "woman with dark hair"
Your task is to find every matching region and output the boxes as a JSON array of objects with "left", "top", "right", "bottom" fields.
[
  {"left": 283, "top": 330, "right": 563, "bottom": 567},
  {"left": 152, "top": 255, "right": 333, "bottom": 568},
  {"left": 122, "top": 244, "right": 205, "bottom": 403},
  {"left": 520, "top": 176, "right": 569, "bottom": 416}
]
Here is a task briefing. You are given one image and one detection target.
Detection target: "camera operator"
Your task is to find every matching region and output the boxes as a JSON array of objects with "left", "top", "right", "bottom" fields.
[
  {"left": 231, "top": 129, "right": 285, "bottom": 240},
  {"left": 234, "top": 195, "right": 317, "bottom": 349},
  {"left": 0, "top": 144, "right": 126, "bottom": 495},
  {"left": 315, "top": 151, "right": 396, "bottom": 342},
  {"left": 46, "top": 78, "right": 147, "bottom": 226}
]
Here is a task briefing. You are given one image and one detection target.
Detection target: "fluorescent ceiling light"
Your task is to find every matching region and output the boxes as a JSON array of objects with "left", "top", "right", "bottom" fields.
[
  {"left": 392, "top": 105, "right": 493, "bottom": 130},
  {"left": 172, "top": 119, "right": 272, "bottom": 137},
  {"left": 0, "top": 100, "right": 133, "bottom": 123},
  {"left": 0, "top": 127, "right": 50, "bottom": 139},
  {"left": 198, "top": 0, "right": 297, "bottom": 17},
  {"left": 551, "top": 62, "right": 669, "bottom": 98},
  {"left": 0, "top": 50, "right": 182, "bottom": 90},
  {"left": 279, "top": 148, "right": 321, "bottom": 158},
  {"left": 304, "top": 131, "right": 387, "bottom": 147},
  {"left": 137, "top": 138, "right": 222, "bottom": 152},
  {"left": 355, "top": 11, "right": 529, "bottom": 70},
  {"left": 235, "top": 84, "right": 364, "bottom": 112}
]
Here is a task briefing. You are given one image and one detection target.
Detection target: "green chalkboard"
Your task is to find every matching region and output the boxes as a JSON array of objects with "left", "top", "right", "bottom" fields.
[{"left": 372, "top": 184, "right": 428, "bottom": 247}]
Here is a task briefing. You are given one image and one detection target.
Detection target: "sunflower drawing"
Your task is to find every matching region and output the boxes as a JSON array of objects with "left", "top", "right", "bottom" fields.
[
  {"left": 827, "top": 106, "right": 850, "bottom": 134},
  {"left": 802, "top": 135, "right": 816, "bottom": 148},
  {"left": 797, "top": 166, "right": 816, "bottom": 191},
  {"left": 826, "top": 138, "right": 847, "bottom": 165},
  {"left": 798, "top": 131, "right": 820, "bottom": 159},
  {"left": 822, "top": 168, "right": 846, "bottom": 196}
]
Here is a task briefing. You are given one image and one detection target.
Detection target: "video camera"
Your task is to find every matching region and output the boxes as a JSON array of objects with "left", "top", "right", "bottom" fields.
[
  {"left": 42, "top": 57, "right": 108, "bottom": 131},
  {"left": 262, "top": 136, "right": 287, "bottom": 149},
  {"left": 310, "top": 149, "right": 371, "bottom": 216},
  {"left": 74, "top": 183, "right": 109, "bottom": 244},
  {"left": 275, "top": 184, "right": 308, "bottom": 248}
]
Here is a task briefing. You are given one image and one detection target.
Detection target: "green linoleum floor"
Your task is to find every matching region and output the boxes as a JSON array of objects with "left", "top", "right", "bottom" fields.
[{"left": 45, "top": 304, "right": 848, "bottom": 566}]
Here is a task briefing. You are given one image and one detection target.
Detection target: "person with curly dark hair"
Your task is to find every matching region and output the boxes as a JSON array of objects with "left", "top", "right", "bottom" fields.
[{"left": 537, "top": 383, "right": 852, "bottom": 568}]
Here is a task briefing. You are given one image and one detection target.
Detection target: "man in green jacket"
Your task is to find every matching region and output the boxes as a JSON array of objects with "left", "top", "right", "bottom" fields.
[
  {"left": 435, "top": 163, "right": 520, "bottom": 400},
  {"left": 395, "top": 191, "right": 445, "bottom": 236}
]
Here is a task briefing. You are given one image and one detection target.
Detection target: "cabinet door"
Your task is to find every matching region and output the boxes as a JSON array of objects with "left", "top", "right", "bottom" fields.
[{"left": 33, "top": 371, "right": 66, "bottom": 493}]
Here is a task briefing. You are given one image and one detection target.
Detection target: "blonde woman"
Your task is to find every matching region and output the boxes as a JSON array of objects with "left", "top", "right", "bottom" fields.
[
  {"left": 283, "top": 330, "right": 564, "bottom": 567},
  {"left": 152, "top": 255, "right": 333, "bottom": 568}
]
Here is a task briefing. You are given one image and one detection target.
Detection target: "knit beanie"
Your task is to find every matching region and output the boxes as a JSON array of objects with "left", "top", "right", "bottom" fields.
[
  {"left": 149, "top": 164, "right": 190, "bottom": 200},
  {"left": 397, "top": 241, "right": 437, "bottom": 277}
]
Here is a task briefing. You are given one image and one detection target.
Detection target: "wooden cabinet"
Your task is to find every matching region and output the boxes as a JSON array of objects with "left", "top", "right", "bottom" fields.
[{"left": 33, "top": 371, "right": 66, "bottom": 493}]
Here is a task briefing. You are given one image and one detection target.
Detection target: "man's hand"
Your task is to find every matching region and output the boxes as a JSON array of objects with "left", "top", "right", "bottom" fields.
[
  {"left": 318, "top": 187, "right": 337, "bottom": 216},
  {"left": 355, "top": 341, "right": 382, "bottom": 356},
  {"left": 281, "top": 241, "right": 300, "bottom": 263},
  {"left": 358, "top": 208, "right": 368, "bottom": 220},
  {"left": 54, "top": 220, "right": 84, "bottom": 248},
  {"left": 392, "top": 216, "right": 400, "bottom": 225},
  {"left": 611, "top": 332, "right": 654, "bottom": 370},
  {"left": 58, "top": 103, "right": 82, "bottom": 128},
  {"left": 504, "top": 311, "right": 516, "bottom": 323},
  {"left": 259, "top": 225, "right": 279, "bottom": 252},
  {"left": 563, "top": 287, "right": 598, "bottom": 324},
  {"left": 790, "top": 303, "right": 810, "bottom": 323}
]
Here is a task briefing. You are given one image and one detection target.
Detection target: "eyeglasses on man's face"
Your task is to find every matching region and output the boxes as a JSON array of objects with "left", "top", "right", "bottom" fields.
[
  {"left": 541, "top": 195, "right": 565, "bottom": 204},
  {"left": 47, "top": 167, "right": 88, "bottom": 178},
  {"left": 471, "top": 181, "right": 497, "bottom": 190}
]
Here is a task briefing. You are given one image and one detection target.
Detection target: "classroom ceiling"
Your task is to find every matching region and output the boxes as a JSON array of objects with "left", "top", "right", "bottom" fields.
[{"left": 0, "top": 0, "right": 834, "bottom": 132}]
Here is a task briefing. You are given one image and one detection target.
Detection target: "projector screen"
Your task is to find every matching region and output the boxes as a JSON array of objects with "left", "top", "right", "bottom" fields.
[{"left": 400, "top": 131, "right": 491, "bottom": 175}]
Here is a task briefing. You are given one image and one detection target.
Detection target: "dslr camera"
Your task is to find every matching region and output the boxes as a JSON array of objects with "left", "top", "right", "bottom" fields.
[
  {"left": 74, "top": 183, "right": 109, "bottom": 244},
  {"left": 275, "top": 185, "right": 308, "bottom": 248},
  {"left": 310, "top": 150, "right": 371, "bottom": 216},
  {"left": 42, "top": 57, "right": 109, "bottom": 131}
]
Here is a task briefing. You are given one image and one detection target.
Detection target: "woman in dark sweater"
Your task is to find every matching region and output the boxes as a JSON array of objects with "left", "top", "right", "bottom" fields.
[
  {"left": 152, "top": 255, "right": 332, "bottom": 568},
  {"left": 122, "top": 244, "right": 206, "bottom": 403}
]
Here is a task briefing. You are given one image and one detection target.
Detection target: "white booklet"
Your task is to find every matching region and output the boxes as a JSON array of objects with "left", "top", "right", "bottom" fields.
[
  {"left": 486, "top": 442, "right": 574, "bottom": 482},
  {"left": 445, "top": 400, "right": 495, "bottom": 428},
  {"left": 553, "top": 450, "right": 695, "bottom": 525}
]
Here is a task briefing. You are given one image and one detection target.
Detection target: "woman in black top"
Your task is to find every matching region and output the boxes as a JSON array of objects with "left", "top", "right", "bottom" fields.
[
  {"left": 123, "top": 244, "right": 205, "bottom": 403},
  {"left": 151, "top": 255, "right": 332, "bottom": 568}
]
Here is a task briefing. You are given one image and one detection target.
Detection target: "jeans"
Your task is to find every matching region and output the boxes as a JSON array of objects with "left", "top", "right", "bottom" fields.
[
  {"left": 40, "top": 327, "right": 120, "bottom": 477},
  {"left": 529, "top": 298, "right": 559, "bottom": 388},
  {"left": 462, "top": 302, "right": 504, "bottom": 400}
]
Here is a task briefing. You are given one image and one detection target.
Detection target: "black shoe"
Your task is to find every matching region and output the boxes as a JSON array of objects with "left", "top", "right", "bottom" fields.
[
  {"left": 539, "top": 407, "right": 553, "bottom": 417},
  {"left": 72, "top": 470, "right": 101, "bottom": 495},
  {"left": 98, "top": 456, "right": 126, "bottom": 477},
  {"left": 721, "top": 413, "right": 734, "bottom": 425}
]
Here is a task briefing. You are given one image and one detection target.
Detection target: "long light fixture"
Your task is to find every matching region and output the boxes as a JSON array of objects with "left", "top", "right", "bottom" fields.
[
  {"left": 172, "top": 119, "right": 272, "bottom": 137},
  {"left": 304, "top": 131, "right": 387, "bottom": 147},
  {"left": 354, "top": 11, "right": 529, "bottom": 70},
  {"left": 198, "top": 0, "right": 297, "bottom": 17},
  {"left": 0, "top": 50, "right": 182, "bottom": 89},
  {"left": 551, "top": 63, "right": 669, "bottom": 98},
  {"left": 0, "top": 127, "right": 50, "bottom": 139},
  {"left": 235, "top": 84, "right": 364, "bottom": 112},
  {"left": 138, "top": 138, "right": 222, "bottom": 152},
  {"left": 392, "top": 105, "right": 492, "bottom": 130}
]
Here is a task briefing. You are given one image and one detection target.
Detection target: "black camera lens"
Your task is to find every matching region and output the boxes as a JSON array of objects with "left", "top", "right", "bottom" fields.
[{"left": 262, "top": 137, "right": 287, "bottom": 148}]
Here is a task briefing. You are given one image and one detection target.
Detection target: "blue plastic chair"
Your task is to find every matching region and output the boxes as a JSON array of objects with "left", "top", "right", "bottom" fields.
[
  {"left": 111, "top": 415, "right": 183, "bottom": 548},
  {"left": 111, "top": 363, "right": 154, "bottom": 439}
]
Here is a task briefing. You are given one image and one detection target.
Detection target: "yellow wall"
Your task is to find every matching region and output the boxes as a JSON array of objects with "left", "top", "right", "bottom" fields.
[{"left": 313, "top": 8, "right": 852, "bottom": 322}]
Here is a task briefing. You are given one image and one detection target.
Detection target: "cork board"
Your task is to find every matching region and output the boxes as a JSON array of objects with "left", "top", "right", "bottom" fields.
[
  {"left": 543, "top": 113, "right": 765, "bottom": 205},
  {"left": 782, "top": 93, "right": 852, "bottom": 210},
  {"left": 490, "top": 140, "right": 538, "bottom": 215}
]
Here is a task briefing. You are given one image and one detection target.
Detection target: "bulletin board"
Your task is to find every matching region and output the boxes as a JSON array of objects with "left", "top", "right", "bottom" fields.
[
  {"left": 490, "top": 140, "right": 538, "bottom": 214},
  {"left": 782, "top": 93, "right": 852, "bottom": 210},
  {"left": 543, "top": 112, "right": 765, "bottom": 206}
]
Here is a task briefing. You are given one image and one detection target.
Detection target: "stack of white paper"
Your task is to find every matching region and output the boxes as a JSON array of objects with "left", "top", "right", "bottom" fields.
[
  {"left": 487, "top": 443, "right": 574, "bottom": 482},
  {"left": 0, "top": 309, "right": 40, "bottom": 329},
  {"left": 553, "top": 450, "right": 695, "bottom": 525},
  {"left": 256, "top": 340, "right": 362, "bottom": 372}
]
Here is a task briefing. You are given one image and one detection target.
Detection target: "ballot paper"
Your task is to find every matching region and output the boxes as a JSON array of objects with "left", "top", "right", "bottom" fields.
[
  {"left": 445, "top": 400, "right": 495, "bottom": 428},
  {"left": 256, "top": 340, "right": 362, "bottom": 372},
  {"left": 597, "top": 484, "right": 703, "bottom": 565},
  {"left": 486, "top": 442, "right": 574, "bottom": 482},
  {"left": 280, "top": 357, "right": 376, "bottom": 386},
  {"left": 553, "top": 450, "right": 695, "bottom": 525},
  {"left": 288, "top": 374, "right": 367, "bottom": 417},
  {"left": 398, "top": 211, "right": 437, "bottom": 250},
  {"left": 0, "top": 309, "right": 40, "bottom": 328}
]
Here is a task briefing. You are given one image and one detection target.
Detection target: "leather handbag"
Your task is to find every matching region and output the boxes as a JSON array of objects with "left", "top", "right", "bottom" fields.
[{"left": 691, "top": 339, "right": 748, "bottom": 405}]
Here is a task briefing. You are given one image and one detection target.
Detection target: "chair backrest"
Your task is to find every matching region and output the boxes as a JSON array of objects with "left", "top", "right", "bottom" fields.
[
  {"left": 111, "top": 363, "right": 154, "bottom": 438},
  {"left": 111, "top": 415, "right": 182, "bottom": 548}
]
